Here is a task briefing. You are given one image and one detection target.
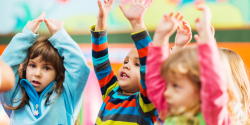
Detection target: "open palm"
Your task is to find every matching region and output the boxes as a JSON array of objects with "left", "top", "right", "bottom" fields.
[
  {"left": 175, "top": 20, "right": 192, "bottom": 47},
  {"left": 98, "top": 0, "right": 114, "bottom": 19},
  {"left": 119, "top": 0, "right": 153, "bottom": 22}
]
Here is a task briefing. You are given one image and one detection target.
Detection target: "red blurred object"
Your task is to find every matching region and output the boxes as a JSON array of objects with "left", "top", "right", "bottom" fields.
[{"left": 57, "top": 0, "right": 69, "bottom": 3}]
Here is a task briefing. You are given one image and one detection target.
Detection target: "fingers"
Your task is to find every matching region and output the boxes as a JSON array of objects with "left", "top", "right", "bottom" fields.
[
  {"left": 141, "top": 0, "right": 145, "bottom": 4},
  {"left": 174, "top": 12, "right": 183, "bottom": 21},
  {"left": 145, "top": 0, "right": 154, "bottom": 8},
  {"left": 177, "top": 25, "right": 181, "bottom": 30},
  {"left": 210, "top": 25, "right": 215, "bottom": 36},
  {"left": 194, "top": 34, "right": 201, "bottom": 43},
  {"left": 98, "top": 0, "right": 105, "bottom": 12},
  {"left": 104, "top": 0, "right": 107, "bottom": 4},
  {"left": 44, "top": 18, "right": 50, "bottom": 27},
  {"left": 37, "top": 12, "right": 46, "bottom": 20},
  {"left": 196, "top": 4, "right": 212, "bottom": 20},
  {"left": 119, "top": 4, "right": 126, "bottom": 14},
  {"left": 182, "top": 20, "right": 191, "bottom": 32},
  {"left": 109, "top": 0, "right": 115, "bottom": 5}
]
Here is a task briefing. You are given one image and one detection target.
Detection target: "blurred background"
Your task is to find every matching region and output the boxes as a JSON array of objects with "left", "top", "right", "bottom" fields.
[{"left": 0, "top": 0, "right": 250, "bottom": 124}]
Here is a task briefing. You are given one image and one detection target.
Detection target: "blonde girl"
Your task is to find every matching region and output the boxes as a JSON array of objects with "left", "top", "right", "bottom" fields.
[{"left": 146, "top": 5, "right": 235, "bottom": 125}]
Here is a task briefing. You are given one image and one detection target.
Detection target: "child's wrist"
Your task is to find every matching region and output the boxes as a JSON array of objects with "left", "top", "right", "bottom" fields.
[
  {"left": 95, "top": 20, "right": 107, "bottom": 31},
  {"left": 152, "top": 35, "right": 170, "bottom": 46},
  {"left": 129, "top": 20, "right": 145, "bottom": 33}
]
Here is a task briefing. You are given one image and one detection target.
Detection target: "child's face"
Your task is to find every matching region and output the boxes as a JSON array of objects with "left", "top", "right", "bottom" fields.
[
  {"left": 163, "top": 74, "right": 200, "bottom": 115},
  {"left": 26, "top": 55, "right": 57, "bottom": 93},
  {"left": 117, "top": 48, "right": 140, "bottom": 94}
]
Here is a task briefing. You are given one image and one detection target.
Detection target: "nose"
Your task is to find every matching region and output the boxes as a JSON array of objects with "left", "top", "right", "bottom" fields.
[
  {"left": 164, "top": 87, "right": 172, "bottom": 99},
  {"left": 123, "top": 63, "right": 130, "bottom": 70},
  {"left": 34, "top": 68, "right": 42, "bottom": 78}
]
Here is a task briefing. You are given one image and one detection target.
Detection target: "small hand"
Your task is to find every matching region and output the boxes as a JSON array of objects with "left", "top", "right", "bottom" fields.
[
  {"left": 44, "top": 18, "right": 64, "bottom": 36},
  {"left": 95, "top": 0, "right": 115, "bottom": 31},
  {"left": 153, "top": 12, "right": 183, "bottom": 46},
  {"left": 119, "top": 0, "right": 153, "bottom": 22},
  {"left": 195, "top": 4, "right": 213, "bottom": 44},
  {"left": 174, "top": 20, "right": 192, "bottom": 48},
  {"left": 194, "top": 25, "right": 214, "bottom": 42},
  {"left": 119, "top": 0, "right": 153, "bottom": 32},
  {"left": 25, "top": 12, "right": 46, "bottom": 34}
]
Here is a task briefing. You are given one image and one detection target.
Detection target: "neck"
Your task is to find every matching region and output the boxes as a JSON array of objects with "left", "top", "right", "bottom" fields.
[{"left": 122, "top": 91, "right": 134, "bottom": 95}]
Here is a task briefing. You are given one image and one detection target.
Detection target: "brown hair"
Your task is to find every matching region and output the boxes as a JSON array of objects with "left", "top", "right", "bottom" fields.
[
  {"left": 5, "top": 35, "right": 65, "bottom": 110},
  {"left": 161, "top": 46, "right": 240, "bottom": 124},
  {"left": 219, "top": 48, "right": 250, "bottom": 124}
]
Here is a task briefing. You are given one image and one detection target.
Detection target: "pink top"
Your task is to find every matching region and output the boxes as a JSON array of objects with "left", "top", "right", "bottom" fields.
[{"left": 146, "top": 40, "right": 232, "bottom": 125}]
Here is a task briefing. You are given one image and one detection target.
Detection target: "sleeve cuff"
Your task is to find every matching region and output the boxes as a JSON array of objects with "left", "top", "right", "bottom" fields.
[
  {"left": 91, "top": 25, "right": 107, "bottom": 32},
  {"left": 90, "top": 25, "right": 107, "bottom": 38},
  {"left": 131, "top": 28, "right": 146, "bottom": 35},
  {"left": 23, "top": 27, "right": 39, "bottom": 40},
  {"left": 49, "top": 28, "right": 68, "bottom": 45}
]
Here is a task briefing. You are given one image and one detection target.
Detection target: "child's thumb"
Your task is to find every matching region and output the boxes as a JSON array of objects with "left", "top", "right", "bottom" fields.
[
  {"left": 44, "top": 18, "right": 50, "bottom": 27},
  {"left": 194, "top": 34, "right": 201, "bottom": 43},
  {"left": 119, "top": 5, "right": 126, "bottom": 14}
]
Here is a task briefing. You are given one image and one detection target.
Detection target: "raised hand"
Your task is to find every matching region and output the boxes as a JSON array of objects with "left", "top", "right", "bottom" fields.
[
  {"left": 25, "top": 12, "right": 46, "bottom": 34},
  {"left": 95, "top": 0, "right": 115, "bottom": 31},
  {"left": 195, "top": 4, "right": 213, "bottom": 44},
  {"left": 153, "top": 12, "right": 183, "bottom": 46},
  {"left": 194, "top": 25, "right": 214, "bottom": 42},
  {"left": 174, "top": 20, "right": 192, "bottom": 48},
  {"left": 44, "top": 18, "right": 64, "bottom": 36},
  {"left": 119, "top": 0, "right": 154, "bottom": 32}
]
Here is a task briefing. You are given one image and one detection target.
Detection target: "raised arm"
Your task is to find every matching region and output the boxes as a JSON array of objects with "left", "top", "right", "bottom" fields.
[
  {"left": 120, "top": 0, "right": 159, "bottom": 120},
  {"left": 0, "top": 13, "right": 45, "bottom": 113},
  {"left": 146, "top": 12, "right": 183, "bottom": 119},
  {"left": 45, "top": 18, "right": 90, "bottom": 118},
  {"left": 91, "top": 0, "right": 118, "bottom": 100},
  {"left": 194, "top": 5, "right": 231, "bottom": 125}
]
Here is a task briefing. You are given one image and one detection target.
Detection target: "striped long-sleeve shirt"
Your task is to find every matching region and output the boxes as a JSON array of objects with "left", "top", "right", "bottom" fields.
[{"left": 91, "top": 25, "right": 158, "bottom": 125}]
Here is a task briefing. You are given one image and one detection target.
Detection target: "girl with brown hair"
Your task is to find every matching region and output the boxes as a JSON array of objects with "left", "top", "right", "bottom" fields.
[{"left": 0, "top": 12, "right": 90, "bottom": 124}]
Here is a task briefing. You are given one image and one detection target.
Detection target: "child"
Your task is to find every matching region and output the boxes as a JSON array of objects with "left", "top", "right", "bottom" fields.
[
  {"left": 91, "top": 0, "right": 158, "bottom": 124},
  {"left": 154, "top": 19, "right": 192, "bottom": 125},
  {"left": 146, "top": 5, "right": 234, "bottom": 124},
  {"left": 219, "top": 48, "right": 250, "bottom": 124},
  {"left": 0, "top": 59, "right": 15, "bottom": 92},
  {"left": 0, "top": 12, "right": 90, "bottom": 124}
]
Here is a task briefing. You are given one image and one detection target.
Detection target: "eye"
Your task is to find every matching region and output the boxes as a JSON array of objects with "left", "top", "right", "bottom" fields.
[
  {"left": 124, "top": 61, "right": 128, "bottom": 64},
  {"left": 44, "top": 67, "right": 51, "bottom": 70},
  {"left": 135, "top": 63, "right": 140, "bottom": 67},
  {"left": 29, "top": 64, "right": 36, "bottom": 68},
  {"left": 173, "top": 84, "right": 179, "bottom": 89}
]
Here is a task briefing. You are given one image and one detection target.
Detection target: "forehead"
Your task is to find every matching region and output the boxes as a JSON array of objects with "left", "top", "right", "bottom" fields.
[
  {"left": 126, "top": 47, "right": 138, "bottom": 58},
  {"left": 29, "top": 56, "right": 51, "bottom": 64}
]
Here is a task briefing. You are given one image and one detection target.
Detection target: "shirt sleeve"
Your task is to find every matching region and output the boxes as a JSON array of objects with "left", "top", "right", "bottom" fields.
[
  {"left": 49, "top": 28, "right": 90, "bottom": 120},
  {"left": 132, "top": 30, "right": 158, "bottom": 121},
  {"left": 91, "top": 25, "right": 119, "bottom": 101},
  {"left": 146, "top": 42, "right": 169, "bottom": 118},
  {"left": 0, "top": 27, "right": 39, "bottom": 116},
  {"left": 198, "top": 40, "right": 231, "bottom": 125}
]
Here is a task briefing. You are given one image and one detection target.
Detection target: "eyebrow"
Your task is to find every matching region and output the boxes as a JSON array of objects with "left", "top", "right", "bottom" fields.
[{"left": 28, "top": 61, "right": 53, "bottom": 66}]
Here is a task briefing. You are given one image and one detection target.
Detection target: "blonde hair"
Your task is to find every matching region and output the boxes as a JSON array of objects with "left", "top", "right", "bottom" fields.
[
  {"left": 219, "top": 48, "right": 250, "bottom": 124},
  {"left": 161, "top": 46, "right": 240, "bottom": 124}
]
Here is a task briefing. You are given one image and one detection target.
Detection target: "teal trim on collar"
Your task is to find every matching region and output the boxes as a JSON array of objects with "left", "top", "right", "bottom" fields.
[{"left": 20, "top": 79, "right": 56, "bottom": 119}]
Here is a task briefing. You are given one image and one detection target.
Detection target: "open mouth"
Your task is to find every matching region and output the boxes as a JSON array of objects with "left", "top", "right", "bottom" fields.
[
  {"left": 120, "top": 71, "right": 130, "bottom": 79},
  {"left": 32, "top": 80, "right": 41, "bottom": 87}
]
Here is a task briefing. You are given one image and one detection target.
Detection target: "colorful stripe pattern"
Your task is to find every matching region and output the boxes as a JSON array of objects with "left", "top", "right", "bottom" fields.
[{"left": 91, "top": 25, "right": 158, "bottom": 125}]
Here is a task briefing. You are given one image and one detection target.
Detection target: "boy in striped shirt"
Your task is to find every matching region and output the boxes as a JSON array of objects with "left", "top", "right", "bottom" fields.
[{"left": 91, "top": 0, "right": 157, "bottom": 124}]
